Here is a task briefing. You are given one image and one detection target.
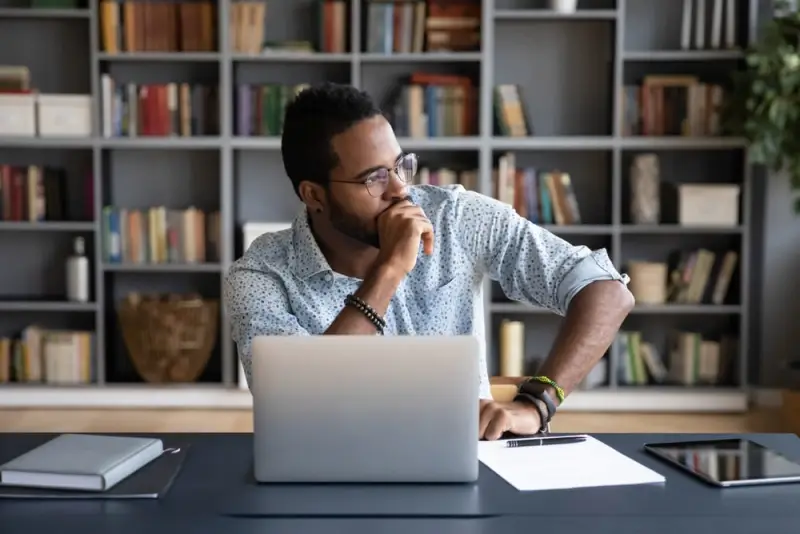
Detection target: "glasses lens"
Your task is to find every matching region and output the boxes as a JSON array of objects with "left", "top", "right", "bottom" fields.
[
  {"left": 365, "top": 169, "right": 390, "bottom": 197},
  {"left": 398, "top": 153, "right": 418, "bottom": 183}
]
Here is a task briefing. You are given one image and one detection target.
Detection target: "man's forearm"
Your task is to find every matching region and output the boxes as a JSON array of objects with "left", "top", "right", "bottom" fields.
[
  {"left": 535, "top": 279, "right": 635, "bottom": 405},
  {"left": 324, "top": 263, "right": 404, "bottom": 335}
]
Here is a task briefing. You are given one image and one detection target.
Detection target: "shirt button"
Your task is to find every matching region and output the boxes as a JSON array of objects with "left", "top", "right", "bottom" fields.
[{"left": 324, "top": 274, "right": 332, "bottom": 282}]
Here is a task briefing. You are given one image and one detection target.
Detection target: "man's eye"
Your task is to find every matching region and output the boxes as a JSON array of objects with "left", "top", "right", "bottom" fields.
[{"left": 367, "top": 171, "right": 387, "bottom": 183}]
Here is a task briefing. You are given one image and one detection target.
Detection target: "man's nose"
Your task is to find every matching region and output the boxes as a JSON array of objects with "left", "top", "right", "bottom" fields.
[{"left": 382, "top": 171, "right": 408, "bottom": 200}]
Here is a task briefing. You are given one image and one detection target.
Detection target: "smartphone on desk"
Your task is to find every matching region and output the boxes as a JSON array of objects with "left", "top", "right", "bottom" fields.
[{"left": 643, "top": 438, "right": 800, "bottom": 488}]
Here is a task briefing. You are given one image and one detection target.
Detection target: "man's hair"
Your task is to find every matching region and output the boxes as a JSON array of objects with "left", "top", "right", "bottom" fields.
[{"left": 281, "top": 82, "right": 382, "bottom": 197}]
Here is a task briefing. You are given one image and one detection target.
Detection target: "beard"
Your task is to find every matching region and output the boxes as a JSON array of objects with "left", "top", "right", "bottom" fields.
[
  {"left": 327, "top": 195, "right": 412, "bottom": 250},
  {"left": 328, "top": 194, "right": 381, "bottom": 249}
]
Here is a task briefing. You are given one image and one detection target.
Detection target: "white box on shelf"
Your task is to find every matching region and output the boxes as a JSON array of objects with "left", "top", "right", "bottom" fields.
[
  {"left": 243, "top": 222, "right": 292, "bottom": 251},
  {"left": 678, "top": 184, "right": 741, "bottom": 226},
  {"left": 37, "top": 94, "right": 92, "bottom": 137},
  {"left": 0, "top": 93, "right": 36, "bottom": 136}
]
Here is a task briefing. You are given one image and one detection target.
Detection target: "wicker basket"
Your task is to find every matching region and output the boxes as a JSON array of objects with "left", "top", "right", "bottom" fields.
[{"left": 118, "top": 293, "right": 219, "bottom": 383}]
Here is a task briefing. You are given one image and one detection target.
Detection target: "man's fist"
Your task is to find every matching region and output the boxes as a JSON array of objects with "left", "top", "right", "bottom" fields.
[
  {"left": 375, "top": 199, "right": 434, "bottom": 275},
  {"left": 478, "top": 399, "right": 543, "bottom": 441}
]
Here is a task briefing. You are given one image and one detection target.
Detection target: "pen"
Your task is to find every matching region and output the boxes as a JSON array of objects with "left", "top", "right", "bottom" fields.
[{"left": 505, "top": 435, "right": 587, "bottom": 448}]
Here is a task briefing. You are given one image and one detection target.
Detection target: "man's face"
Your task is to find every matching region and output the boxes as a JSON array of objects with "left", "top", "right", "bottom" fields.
[{"left": 324, "top": 115, "right": 409, "bottom": 249}]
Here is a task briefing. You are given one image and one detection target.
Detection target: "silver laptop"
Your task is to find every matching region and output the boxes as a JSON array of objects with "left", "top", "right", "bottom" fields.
[{"left": 250, "top": 335, "right": 480, "bottom": 483}]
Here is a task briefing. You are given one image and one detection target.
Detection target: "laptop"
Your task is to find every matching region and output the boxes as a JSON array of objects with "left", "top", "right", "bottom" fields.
[{"left": 250, "top": 335, "right": 481, "bottom": 483}]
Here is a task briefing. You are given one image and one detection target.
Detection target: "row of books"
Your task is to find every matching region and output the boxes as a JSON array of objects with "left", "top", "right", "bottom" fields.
[
  {"left": 366, "top": 0, "right": 480, "bottom": 54},
  {"left": 99, "top": 0, "right": 217, "bottom": 53},
  {"left": 0, "top": 327, "right": 96, "bottom": 385},
  {"left": 415, "top": 166, "right": 478, "bottom": 192},
  {"left": 101, "top": 206, "right": 221, "bottom": 265},
  {"left": 0, "top": 165, "right": 76, "bottom": 223},
  {"left": 231, "top": 0, "right": 348, "bottom": 55},
  {"left": 236, "top": 84, "right": 308, "bottom": 137},
  {"left": 680, "top": 0, "right": 738, "bottom": 50},
  {"left": 494, "top": 152, "right": 581, "bottom": 226},
  {"left": 620, "top": 77, "right": 725, "bottom": 137},
  {"left": 100, "top": 77, "right": 220, "bottom": 138},
  {"left": 494, "top": 85, "right": 530, "bottom": 137},
  {"left": 389, "top": 73, "right": 477, "bottom": 138},
  {"left": 667, "top": 248, "right": 738, "bottom": 306},
  {"left": 617, "top": 330, "right": 737, "bottom": 387}
]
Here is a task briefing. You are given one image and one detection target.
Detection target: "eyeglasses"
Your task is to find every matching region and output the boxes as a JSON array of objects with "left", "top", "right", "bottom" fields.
[{"left": 330, "top": 153, "right": 419, "bottom": 198}]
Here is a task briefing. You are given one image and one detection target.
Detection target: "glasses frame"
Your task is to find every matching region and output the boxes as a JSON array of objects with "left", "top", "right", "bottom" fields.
[{"left": 329, "top": 152, "right": 419, "bottom": 198}]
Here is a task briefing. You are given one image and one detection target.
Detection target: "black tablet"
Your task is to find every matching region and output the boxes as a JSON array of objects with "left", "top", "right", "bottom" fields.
[{"left": 643, "top": 438, "right": 800, "bottom": 487}]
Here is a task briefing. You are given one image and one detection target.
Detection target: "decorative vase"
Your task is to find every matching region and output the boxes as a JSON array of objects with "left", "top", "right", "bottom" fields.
[
  {"left": 550, "top": 0, "right": 578, "bottom": 13},
  {"left": 630, "top": 153, "right": 660, "bottom": 224}
]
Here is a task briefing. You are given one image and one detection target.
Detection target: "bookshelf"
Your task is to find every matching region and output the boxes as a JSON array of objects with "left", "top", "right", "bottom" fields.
[{"left": 0, "top": 0, "right": 757, "bottom": 412}]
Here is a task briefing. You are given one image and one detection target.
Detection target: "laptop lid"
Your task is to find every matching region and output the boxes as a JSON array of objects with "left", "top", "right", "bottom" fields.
[{"left": 250, "top": 335, "right": 480, "bottom": 483}]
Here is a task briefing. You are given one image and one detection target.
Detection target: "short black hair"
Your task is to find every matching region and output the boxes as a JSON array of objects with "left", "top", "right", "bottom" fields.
[{"left": 281, "top": 82, "right": 382, "bottom": 197}]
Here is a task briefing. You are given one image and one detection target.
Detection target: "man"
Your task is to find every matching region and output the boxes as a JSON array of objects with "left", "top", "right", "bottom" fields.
[{"left": 224, "top": 82, "right": 634, "bottom": 440}]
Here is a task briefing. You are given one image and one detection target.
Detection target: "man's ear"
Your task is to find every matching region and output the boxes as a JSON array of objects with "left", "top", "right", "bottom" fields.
[{"left": 298, "top": 181, "right": 327, "bottom": 213}]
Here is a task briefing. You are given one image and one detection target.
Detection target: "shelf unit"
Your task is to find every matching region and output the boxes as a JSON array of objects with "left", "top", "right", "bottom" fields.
[{"left": 0, "top": 0, "right": 757, "bottom": 411}]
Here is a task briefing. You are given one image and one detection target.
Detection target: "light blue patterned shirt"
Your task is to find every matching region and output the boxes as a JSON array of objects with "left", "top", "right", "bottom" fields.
[{"left": 224, "top": 184, "right": 625, "bottom": 398}]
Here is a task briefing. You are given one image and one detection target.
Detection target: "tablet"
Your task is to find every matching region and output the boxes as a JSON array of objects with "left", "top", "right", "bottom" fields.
[{"left": 643, "top": 438, "right": 800, "bottom": 487}]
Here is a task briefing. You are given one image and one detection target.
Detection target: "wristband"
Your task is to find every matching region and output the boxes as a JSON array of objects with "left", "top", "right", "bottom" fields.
[
  {"left": 527, "top": 375, "right": 566, "bottom": 403},
  {"left": 345, "top": 294, "right": 386, "bottom": 334},
  {"left": 513, "top": 392, "right": 551, "bottom": 434},
  {"left": 517, "top": 378, "right": 559, "bottom": 423}
]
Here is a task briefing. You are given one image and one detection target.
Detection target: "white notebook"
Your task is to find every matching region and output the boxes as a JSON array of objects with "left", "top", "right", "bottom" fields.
[
  {"left": 0, "top": 434, "right": 163, "bottom": 491},
  {"left": 478, "top": 434, "right": 665, "bottom": 491}
]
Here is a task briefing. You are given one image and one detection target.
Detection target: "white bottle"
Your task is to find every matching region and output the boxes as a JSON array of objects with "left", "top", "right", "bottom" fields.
[
  {"left": 550, "top": 0, "right": 578, "bottom": 13},
  {"left": 66, "top": 236, "right": 90, "bottom": 303}
]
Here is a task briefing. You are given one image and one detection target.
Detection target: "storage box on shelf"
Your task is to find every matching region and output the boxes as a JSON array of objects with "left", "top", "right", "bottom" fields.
[
  {"left": 677, "top": 183, "right": 741, "bottom": 227},
  {"left": 37, "top": 94, "right": 93, "bottom": 137},
  {"left": 0, "top": 93, "right": 92, "bottom": 138},
  {"left": 0, "top": 94, "right": 36, "bottom": 137}
]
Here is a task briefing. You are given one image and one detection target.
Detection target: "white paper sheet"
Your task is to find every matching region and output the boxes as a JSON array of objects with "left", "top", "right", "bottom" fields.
[{"left": 478, "top": 435, "right": 666, "bottom": 491}]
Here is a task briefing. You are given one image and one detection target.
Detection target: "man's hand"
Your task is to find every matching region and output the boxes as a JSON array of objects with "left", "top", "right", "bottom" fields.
[
  {"left": 479, "top": 399, "right": 543, "bottom": 441},
  {"left": 375, "top": 199, "right": 434, "bottom": 275}
]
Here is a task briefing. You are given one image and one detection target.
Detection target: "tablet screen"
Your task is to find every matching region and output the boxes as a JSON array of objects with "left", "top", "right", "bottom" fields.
[{"left": 645, "top": 438, "right": 800, "bottom": 485}]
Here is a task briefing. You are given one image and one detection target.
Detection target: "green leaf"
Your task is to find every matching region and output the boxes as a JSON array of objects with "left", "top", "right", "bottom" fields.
[{"left": 724, "top": 9, "right": 800, "bottom": 215}]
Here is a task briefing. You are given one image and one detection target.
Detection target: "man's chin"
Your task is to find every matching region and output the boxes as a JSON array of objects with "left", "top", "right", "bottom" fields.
[{"left": 337, "top": 226, "right": 379, "bottom": 249}]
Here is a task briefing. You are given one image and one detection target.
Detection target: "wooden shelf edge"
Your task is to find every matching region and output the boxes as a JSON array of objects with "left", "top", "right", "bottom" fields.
[{"left": 0, "top": 384, "right": 749, "bottom": 412}]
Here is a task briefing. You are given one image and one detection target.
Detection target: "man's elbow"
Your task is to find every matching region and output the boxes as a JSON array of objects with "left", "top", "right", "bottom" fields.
[
  {"left": 570, "top": 278, "right": 635, "bottom": 317},
  {"left": 598, "top": 279, "right": 635, "bottom": 316}
]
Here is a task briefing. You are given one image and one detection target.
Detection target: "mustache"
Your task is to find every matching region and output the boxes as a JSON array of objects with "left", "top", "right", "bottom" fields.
[
  {"left": 390, "top": 195, "right": 413, "bottom": 206},
  {"left": 377, "top": 195, "right": 414, "bottom": 221}
]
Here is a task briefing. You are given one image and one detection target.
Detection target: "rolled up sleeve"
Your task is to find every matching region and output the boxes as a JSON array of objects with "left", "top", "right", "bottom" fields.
[
  {"left": 451, "top": 187, "right": 627, "bottom": 316},
  {"left": 556, "top": 249, "right": 628, "bottom": 313}
]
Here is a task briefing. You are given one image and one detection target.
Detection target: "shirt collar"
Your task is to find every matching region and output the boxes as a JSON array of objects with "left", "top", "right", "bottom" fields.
[{"left": 290, "top": 206, "right": 333, "bottom": 280}]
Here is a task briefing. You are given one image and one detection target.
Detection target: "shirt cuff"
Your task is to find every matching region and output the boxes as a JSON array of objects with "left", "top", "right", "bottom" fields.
[{"left": 556, "top": 248, "right": 628, "bottom": 313}]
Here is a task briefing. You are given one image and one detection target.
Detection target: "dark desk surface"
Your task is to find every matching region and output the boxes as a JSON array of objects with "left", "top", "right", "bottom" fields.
[
  {"left": 3, "top": 514, "right": 800, "bottom": 534},
  {"left": 2, "top": 432, "right": 800, "bottom": 526}
]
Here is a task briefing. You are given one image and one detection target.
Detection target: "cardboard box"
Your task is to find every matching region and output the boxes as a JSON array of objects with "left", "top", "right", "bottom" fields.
[
  {"left": 678, "top": 184, "right": 741, "bottom": 226},
  {"left": 0, "top": 94, "right": 36, "bottom": 136}
]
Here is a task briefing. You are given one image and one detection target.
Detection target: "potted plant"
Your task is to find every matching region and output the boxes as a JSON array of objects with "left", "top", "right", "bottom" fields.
[{"left": 724, "top": 0, "right": 800, "bottom": 213}]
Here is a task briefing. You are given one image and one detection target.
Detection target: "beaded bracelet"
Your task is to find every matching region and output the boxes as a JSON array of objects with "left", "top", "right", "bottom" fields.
[
  {"left": 528, "top": 375, "right": 566, "bottom": 404},
  {"left": 345, "top": 294, "right": 386, "bottom": 334}
]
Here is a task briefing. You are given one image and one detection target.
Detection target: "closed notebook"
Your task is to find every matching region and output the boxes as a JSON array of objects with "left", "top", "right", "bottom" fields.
[{"left": 0, "top": 434, "right": 163, "bottom": 491}]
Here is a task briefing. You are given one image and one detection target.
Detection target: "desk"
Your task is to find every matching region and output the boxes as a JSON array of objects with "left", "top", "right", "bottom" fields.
[
  {"left": 3, "top": 513, "right": 800, "bottom": 534},
  {"left": 1, "top": 433, "right": 800, "bottom": 527}
]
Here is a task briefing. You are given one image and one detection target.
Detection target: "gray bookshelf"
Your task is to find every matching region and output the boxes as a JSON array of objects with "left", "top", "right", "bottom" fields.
[{"left": 0, "top": 0, "right": 758, "bottom": 411}]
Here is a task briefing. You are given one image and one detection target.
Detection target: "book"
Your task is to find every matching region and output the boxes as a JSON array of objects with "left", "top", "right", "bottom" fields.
[
  {"left": 0, "top": 442, "right": 188, "bottom": 499},
  {"left": 0, "top": 434, "right": 163, "bottom": 492}
]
